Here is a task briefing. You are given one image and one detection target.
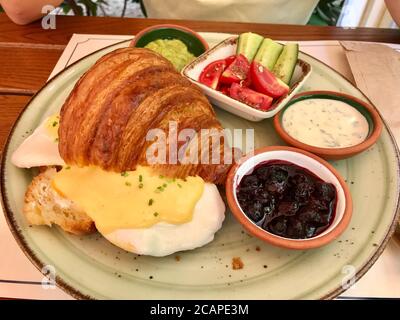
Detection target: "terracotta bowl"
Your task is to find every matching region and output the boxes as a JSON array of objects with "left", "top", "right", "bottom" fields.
[
  {"left": 273, "top": 91, "right": 383, "bottom": 160},
  {"left": 130, "top": 24, "right": 209, "bottom": 57},
  {"left": 225, "top": 146, "right": 353, "bottom": 250}
]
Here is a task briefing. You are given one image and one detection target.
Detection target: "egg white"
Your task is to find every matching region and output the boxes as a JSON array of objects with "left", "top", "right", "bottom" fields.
[
  {"left": 102, "top": 183, "right": 225, "bottom": 257},
  {"left": 11, "top": 115, "right": 65, "bottom": 168}
]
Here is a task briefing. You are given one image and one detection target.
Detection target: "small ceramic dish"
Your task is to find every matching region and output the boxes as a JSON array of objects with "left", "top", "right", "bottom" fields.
[
  {"left": 130, "top": 24, "right": 209, "bottom": 57},
  {"left": 182, "top": 36, "right": 312, "bottom": 122},
  {"left": 273, "top": 91, "right": 383, "bottom": 160},
  {"left": 226, "top": 146, "right": 352, "bottom": 250}
]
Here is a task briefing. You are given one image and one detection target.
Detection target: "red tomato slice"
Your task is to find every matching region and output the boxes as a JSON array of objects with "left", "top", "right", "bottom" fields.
[
  {"left": 220, "top": 54, "right": 250, "bottom": 85},
  {"left": 250, "top": 61, "right": 289, "bottom": 98},
  {"left": 240, "top": 77, "right": 252, "bottom": 88},
  {"left": 229, "top": 83, "right": 273, "bottom": 111},
  {"left": 225, "top": 55, "right": 236, "bottom": 67},
  {"left": 219, "top": 84, "right": 231, "bottom": 96},
  {"left": 199, "top": 59, "right": 227, "bottom": 89}
]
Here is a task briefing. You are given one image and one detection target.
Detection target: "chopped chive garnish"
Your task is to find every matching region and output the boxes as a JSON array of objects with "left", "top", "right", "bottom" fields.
[
  {"left": 138, "top": 183, "right": 144, "bottom": 189},
  {"left": 159, "top": 175, "right": 164, "bottom": 179},
  {"left": 121, "top": 171, "right": 129, "bottom": 177},
  {"left": 65, "top": 166, "right": 71, "bottom": 170},
  {"left": 52, "top": 121, "right": 58, "bottom": 127},
  {"left": 163, "top": 183, "right": 167, "bottom": 188},
  {"left": 54, "top": 138, "right": 59, "bottom": 142},
  {"left": 139, "top": 175, "right": 143, "bottom": 182},
  {"left": 125, "top": 181, "right": 132, "bottom": 186},
  {"left": 177, "top": 183, "right": 182, "bottom": 188},
  {"left": 153, "top": 212, "right": 159, "bottom": 217},
  {"left": 148, "top": 199, "right": 154, "bottom": 206}
]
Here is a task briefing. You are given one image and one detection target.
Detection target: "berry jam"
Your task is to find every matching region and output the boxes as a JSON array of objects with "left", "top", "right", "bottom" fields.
[{"left": 236, "top": 160, "right": 337, "bottom": 239}]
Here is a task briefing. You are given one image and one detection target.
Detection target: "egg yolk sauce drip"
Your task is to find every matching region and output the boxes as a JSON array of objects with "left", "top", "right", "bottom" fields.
[{"left": 51, "top": 166, "right": 204, "bottom": 234}]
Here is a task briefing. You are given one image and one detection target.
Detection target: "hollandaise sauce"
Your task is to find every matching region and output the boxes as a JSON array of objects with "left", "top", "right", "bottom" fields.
[
  {"left": 52, "top": 166, "right": 204, "bottom": 233},
  {"left": 45, "top": 114, "right": 60, "bottom": 142}
]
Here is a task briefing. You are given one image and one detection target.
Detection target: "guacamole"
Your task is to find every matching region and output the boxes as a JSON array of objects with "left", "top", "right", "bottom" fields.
[{"left": 144, "top": 39, "right": 195, "bottom": 71}]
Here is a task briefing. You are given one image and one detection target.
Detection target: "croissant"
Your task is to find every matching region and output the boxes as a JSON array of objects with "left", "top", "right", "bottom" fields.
[{"left": 59, "top": 47, "right": 231, "bottom": 184}]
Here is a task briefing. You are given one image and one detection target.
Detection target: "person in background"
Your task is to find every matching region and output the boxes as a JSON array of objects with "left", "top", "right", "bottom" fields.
[
  {"left": 1, "top": 0, "right": 400, "bottom": 27},
  {"left": 143, "top": 0, "right": 320, "bottom": 25},
  {"left": 385, "top": 0, "right": 400, "bottom": 26},
  {"left": 2, "top": 0, "right": 319, "bottom": 25},
  {"left": 0, "top": 0, "right": 62, "bottom": 25}
]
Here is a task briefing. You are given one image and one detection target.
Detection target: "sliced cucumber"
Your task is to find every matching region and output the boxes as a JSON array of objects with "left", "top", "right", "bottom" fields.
[
  {"left": 253, "top": 38, "right": 283, "bottom": 70},
  {"left": 236, "top": 32, "right": 264, "bottom": 62},
  {"left": 272, "top": 43, "right": 299, "bottom": 84}
]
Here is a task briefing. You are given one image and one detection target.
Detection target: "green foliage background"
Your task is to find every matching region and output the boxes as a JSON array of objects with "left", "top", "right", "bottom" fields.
[{"left": 312, "top": 0, "right": 345, "bottom": 26}]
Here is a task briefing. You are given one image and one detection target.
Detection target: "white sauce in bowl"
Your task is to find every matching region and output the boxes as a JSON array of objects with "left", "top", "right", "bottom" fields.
[{"left": 282, "top": 98, "right": 369, "bottom": 148}]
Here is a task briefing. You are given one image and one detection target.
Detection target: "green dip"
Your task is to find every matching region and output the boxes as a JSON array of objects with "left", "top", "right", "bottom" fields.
[{"left": 144, "top": 39, "right": 195, "bottom": 71}]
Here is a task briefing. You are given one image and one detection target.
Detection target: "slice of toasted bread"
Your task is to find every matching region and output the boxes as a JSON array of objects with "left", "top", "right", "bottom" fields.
[{"left": 24, "top": 167, "right": 95, "bottom": 235}]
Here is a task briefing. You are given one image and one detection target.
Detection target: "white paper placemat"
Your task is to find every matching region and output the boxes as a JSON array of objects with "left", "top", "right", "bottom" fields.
[{"left": 1, "top": 33, "right": 399, "bottom": 300}]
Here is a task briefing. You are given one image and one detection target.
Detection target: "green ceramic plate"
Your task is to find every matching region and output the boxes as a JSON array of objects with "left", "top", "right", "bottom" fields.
[{"left": 1, "top": 35, "right": 400, "bottom": 300}]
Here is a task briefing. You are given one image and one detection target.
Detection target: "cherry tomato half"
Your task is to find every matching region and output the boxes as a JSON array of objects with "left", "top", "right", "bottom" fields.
[
  {"left": 199, "top": 59, "right": 227, "bottom": 89},
  {"left": 250, "top": 61, "right": 289, "bottom": 98},
  {"left": 220, "top": 54, "right": 250, "bottom": 85},
  {"left": 229, "top": 83, "right": 273, "bottom": 111}
]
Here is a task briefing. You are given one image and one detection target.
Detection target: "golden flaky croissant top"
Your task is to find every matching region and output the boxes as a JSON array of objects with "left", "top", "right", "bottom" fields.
[{"left": 59, "top": 47, "right": 230, "bottom": 184}]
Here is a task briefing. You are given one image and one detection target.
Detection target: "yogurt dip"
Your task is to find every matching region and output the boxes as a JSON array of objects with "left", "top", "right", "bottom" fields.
[{"left": 282, "top": 98, "right": 369, "bottom": 148}]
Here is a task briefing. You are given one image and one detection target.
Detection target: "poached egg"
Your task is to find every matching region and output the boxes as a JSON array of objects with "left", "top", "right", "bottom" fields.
[
  {"left": 11, "top": 114, "right": 65, "bottom": 168},
  {"left": 12, "top": 114, "right": 226, "bottom": 257}
]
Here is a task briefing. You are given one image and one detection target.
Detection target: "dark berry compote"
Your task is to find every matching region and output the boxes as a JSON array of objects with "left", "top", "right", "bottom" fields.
[{"left": 236, "top": 160, "right": 337, "bottom": 239}]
